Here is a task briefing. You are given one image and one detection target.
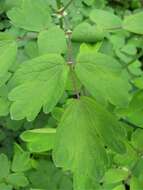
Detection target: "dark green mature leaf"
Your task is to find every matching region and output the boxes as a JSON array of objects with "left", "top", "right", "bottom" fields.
[
  {"left": 7, "top": 0, "right": 52, "bottom": 32},
  {"left": 21, "top": 128, "right": 56, "bottom": 152},
  {"left": 0, "top": 183, "right": 12, "bottom": 190},
  {"left": 0, "top": 154, "right": 10, "bottom": 180},
  {"left": 27, "top": 159, "right": 73, "bottom": 190},
  {"left": 123, "top": 12, "right": 143, "bottom": 34},
  {"left": 119, "top": 91, "right": 143, "bottom": 128},
  {"left": 12, "top": 144, "right": 32, "bottom": 172},
  {"left": 131, "top": 129, "right": 143, "bottom": 152},
  {"left": 0, "top": 98, "right": 10, "bottom": 116},
  {"left": 75, "top": 52, "right": 131, "bottom": 107},
  {"left": 53, "top": 96, "right": 126, "bottom": 190},
  {"left": 6, "top": 173, "right": 29, "bottom": 187},
  {"left": 90, "top": 9, "right": 122, "bottom": 30},
  {"left": 0, "top": 85, "right": 10, "bottom": 116},
  {"left": 72, "top": 22, "right": 105, "bottom": 43},
  {"left": 38, "top": 26, "right": 67, "bottom": 55},
  {"left": 8, "top": 54, "right": 69, "bottom": 121}
]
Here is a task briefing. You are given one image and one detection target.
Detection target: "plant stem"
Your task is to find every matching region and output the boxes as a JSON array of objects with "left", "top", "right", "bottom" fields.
[
  {"left": 62, "top": 0, "right": 74, "bottom": 12},
  {"left": 55, "top": 0, "right": 80, "bottom": 99},
  {"left": 56, "top": 0, "right": 63, "bottom": 29},
  {"left": 66, "top": 27, "right": 80, "bottom": 99}
]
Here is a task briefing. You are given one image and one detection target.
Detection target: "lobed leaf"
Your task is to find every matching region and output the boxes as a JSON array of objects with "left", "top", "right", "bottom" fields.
[
  {"left": 53, "top": 96, "right": 126, "bottom": 190},
  {"left": 8, "top": 54, "right": 69, "bottom": 121},
  {"left": 75, "top": 52, "right": 131, "bottom": 107}
]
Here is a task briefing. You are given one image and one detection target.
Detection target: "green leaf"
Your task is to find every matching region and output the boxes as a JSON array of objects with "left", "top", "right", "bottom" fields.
[
  {"left": 114, "top": 143, "right": 138, "bottom": 167},
  {"left": 24, "top": 41, "right": 39, "bottom": 58},
  {"left": 130, "top": 176, "right": 143, "bottom": 190},
  {"left": 8, "top": 54, "right": 69, "bottom": 121},
  {"left": 21, "top": 128, "right": 56, "bottom": 152},
  {"left": 0, "top": 183, "right": 12, "bottom": 190},
  {"left": 53, "top": 96, "right": 126, "bottom": 190},
  {"left": 6, "top": 173, "right": 29, "bottom": 187},
  {"left": 103, "top": 168, "right": 129, "bottom": 184},
  {"left": 51, "top": 107, "right": 64, "bottom": 122},
  {"left": 123, "top": 12, "right": 143, "bottom": 34},
  {"left": 80, "top": 42, "right": 103, "bottom": 53},
  {"left": 131, "top": 129, "right": 143, "bottom": 152},
  {"left": 7, "top": 0, "right": 52, "bottom": 32},
  {"left": 5, "top": 0, "right": 22, "bottom": 10},
  {"left": 38, "top": 26, "right": 67, "bottom": 55},
  {"left": 72, "top": 22, "right": 105, "bottom": 43},
  {"left": 133, "top": 76, "right": 143, "bottom": 89},
  {"left": 75, "top": 52, "right": 131, "bottom": 107},
  {"left": 0, "top": 41, "right": 17, "bottom": 87},
  {"left": 0, "top": 85, "right": 10, "bottom": 116},
  {"left": 0, "top": 154, "right": 10, "bottom": 180},
  {"left": 12, "top": 143, "right": 32, "bottom": 172},
  {"left": 0, "top": 98, "right": 10, "bottom": 116},
  {"left": 119, "top": 91, "right": 143, "bottom": 128},
  {"left": 27, "top": 159, "right": 73, "bottom": 190},
  {"left": 90, "top": 9, "right": 122, "bottom": 30},
  {"left": 113, "top": 184, "right": 125, "bottom": 190}
]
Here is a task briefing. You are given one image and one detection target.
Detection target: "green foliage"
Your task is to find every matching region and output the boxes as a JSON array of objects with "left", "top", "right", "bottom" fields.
[
  {"left": 90, "top": 9, "right": 122, "bottom": 30},
  {"left": 7, "top": 0, "right": 52, "bottom": 31},
  {"left": 21, "top": 128, "right": 56, "bottom": 152},
  {"left": 72, "top": 22, "right": 105, "bottom": 43},
  {"left": 0, "top": 0, "right": 143, "bottom": 190},
  {"left": 123, "top": 12, "right": 143, "bottom": 34},
  {"left": 76, "top": 52, "right": 131, "bottom": 107},
  {"left": 38, "top": 26, "right": 67, "bottom": 54},
  {"left": 8, "top": 54, "right": 69, "bottom": 121}
]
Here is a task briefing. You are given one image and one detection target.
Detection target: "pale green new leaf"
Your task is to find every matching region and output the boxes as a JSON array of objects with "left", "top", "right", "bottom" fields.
[
  {"left": 38, "top": 26, "right": 67, "bottom": 55},
  {"left": 90, "top": 9, "right": 122, "bottom": 30},
  {"left": 21, "top": 128, "right": 56, "bottom": 152},
  {"left": 75, "top": 52, "right": 131, "bottom": 107},
  {"left": 113, "top": 184, "right": 125, "bottom": 190},
  {"left": 7, "top": 0, "right": 52, "bottom": 32},
  {"left": 72, "top": 22, "right": 105, "bottom": 43},
  {"left": 8, "top": 54, "right": 69, "bottom": 121},
  {"left": 123, "top": 12, "right": 143, "bottom": 34},
  {"left": 103, "top": 168, "right": 129, "bottom": 184},
  {"left": 53, "top": 97, "right": 126, "bottom": 190},
  {"left": 80, "top": 42, "right": 103, "bottom": 53},
  {"left": 0, "top": 41, "right": 17, "bottom": 87}
]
